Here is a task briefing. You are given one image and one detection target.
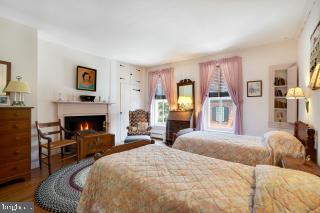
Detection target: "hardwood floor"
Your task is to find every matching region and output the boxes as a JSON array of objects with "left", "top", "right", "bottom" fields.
[{"left": 0, "top": 155, "right": 76, "bottom": 213}]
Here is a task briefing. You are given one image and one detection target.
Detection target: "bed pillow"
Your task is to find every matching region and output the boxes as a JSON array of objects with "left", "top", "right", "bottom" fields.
[{"left": 263, "top": 131, "right": 305, "bottom": 165}]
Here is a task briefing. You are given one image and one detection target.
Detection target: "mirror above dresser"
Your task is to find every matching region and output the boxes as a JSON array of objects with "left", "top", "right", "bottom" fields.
[{"left": 0, "top": 60, "right": 11, "bottom": 95}]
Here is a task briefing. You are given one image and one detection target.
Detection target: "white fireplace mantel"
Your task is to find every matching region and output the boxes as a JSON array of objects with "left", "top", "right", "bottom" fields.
[{"left": 54, "top": 101, "right": 114, "bottom": 129}]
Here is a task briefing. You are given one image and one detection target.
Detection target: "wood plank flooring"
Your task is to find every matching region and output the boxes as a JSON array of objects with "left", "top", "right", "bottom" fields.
[{"left": 0, "top": 155, "right": 76, "bottom": 213}]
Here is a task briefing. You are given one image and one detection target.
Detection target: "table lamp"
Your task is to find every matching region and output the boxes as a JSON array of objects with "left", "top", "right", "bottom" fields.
[
  {"left": 286, "top": 87, "right": 309, "bottom": 112},
  {"left": 4, "top": 76, "right": 31, "bottom": 106}
]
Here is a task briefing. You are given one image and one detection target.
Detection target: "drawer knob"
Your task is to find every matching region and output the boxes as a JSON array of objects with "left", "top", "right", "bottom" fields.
[
  {"left": 15, "top": 137, "right": 21, "bottom": 140},
  {"left": 13, "top": 124, "right": 18, "bottom": 128},
  {"left": 14, "top": 150, "right": 21, "bottom": 154}
]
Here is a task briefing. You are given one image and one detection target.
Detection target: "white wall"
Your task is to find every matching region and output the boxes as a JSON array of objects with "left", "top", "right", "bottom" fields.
[
  {"left": 147, "top": 40, "right": 297, "bottom": 136},
  {"left": 37, "top": 39, "right": 110, "bottom": 122},
  {"left": 298, "top": 0, "right": 320, "bottom": 164},
  {"left": 0, "top": 17, "right": 38, "bottom": 167}
]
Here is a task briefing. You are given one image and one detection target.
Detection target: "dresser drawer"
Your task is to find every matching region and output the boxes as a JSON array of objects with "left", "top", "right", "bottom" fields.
[
  {"left": 0, "top": 160, "right": 29, "bottom": 180},
  {"left": 0, "top": 132, "right": 30, "bottom": 145},
  {"left": 0, "top": 121, "right": 30, "bottom": 134},
  {"left": 0, "top": 144, "right": 29, "bottom": 163},
  {"left": 0, "top": 109, "right": 30, "bottom": 121}
]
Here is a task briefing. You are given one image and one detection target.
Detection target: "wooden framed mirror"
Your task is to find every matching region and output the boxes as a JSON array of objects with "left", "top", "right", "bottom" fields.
[
  {"left": 177, "top": 79, "right": 195, "bottom": 111},
  {"left": 0, "top": 60, "right": 11, "bottom": 95}
]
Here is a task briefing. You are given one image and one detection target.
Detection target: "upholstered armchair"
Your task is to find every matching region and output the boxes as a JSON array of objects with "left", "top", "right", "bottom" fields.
[{"left": 127, "top": 109, "right": 152, "bottom": 136}]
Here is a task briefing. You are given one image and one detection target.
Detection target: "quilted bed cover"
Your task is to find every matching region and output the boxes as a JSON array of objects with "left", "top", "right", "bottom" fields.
[
  {"left": 77, "top": 145, "right": 320, "bottom": 213},
  {"left": 173, "top": 131, "right": 304, "bottom": 166}
]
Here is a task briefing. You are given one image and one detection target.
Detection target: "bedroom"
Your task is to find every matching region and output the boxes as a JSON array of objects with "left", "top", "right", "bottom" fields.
[{"left": 0, "top": 0, "right": 319, "bottom": 212}]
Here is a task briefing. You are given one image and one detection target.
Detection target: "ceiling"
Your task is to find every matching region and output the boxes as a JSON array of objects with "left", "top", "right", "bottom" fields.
[{"left": 0, "top": 0, "right": 314, "bottom": 67}]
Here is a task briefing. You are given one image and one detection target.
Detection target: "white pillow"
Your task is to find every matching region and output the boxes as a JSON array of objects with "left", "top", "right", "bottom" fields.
[{"left": 264, "top": 131, "right": 305, "bottom": 165}]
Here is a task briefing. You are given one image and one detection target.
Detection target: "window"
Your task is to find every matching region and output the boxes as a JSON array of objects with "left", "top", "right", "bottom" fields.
[
  {"left": 153, "top": 79, "right": 169, "bottom": 126},
  {"left": 206, "top": 68, "right": 234, "bottom": 131}
]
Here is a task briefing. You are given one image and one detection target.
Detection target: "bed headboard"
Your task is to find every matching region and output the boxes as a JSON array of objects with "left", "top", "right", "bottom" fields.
[{"left": 294, "top": 121, "right": 317, "bottom": 163}]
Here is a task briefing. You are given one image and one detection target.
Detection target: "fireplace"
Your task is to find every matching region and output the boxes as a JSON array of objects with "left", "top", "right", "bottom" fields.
[{"left": 64, "top": 115, "right": 106, "bottom": 139}]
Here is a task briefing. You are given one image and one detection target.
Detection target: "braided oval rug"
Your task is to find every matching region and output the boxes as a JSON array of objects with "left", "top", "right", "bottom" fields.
[{"left": 35, "top": 158, "right": 94, "bottom": 213}]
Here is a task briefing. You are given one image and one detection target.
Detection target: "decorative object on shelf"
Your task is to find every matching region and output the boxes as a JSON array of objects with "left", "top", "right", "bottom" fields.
[
  {"left": 76, "top": 66, "right": 97, "bottom": 91},
  {"left": 4, "top": 76, "right": 31, "bottom": 106},
  {"left": 57, "top": 92, "right": 63, "bottom": 101},
  {"left": 0, "top": 60, "right": 11, "bottom": 95},
  {"left": 286, "top": 87, "right": 310, "bottom": 113},
  {"left": 79, "top": 95, "right": 95, "bottom": 102},
  {"left": 309, "top": 63, "right": 320, "bottom": 90},
  {"left": 247, "top": 80, "right": 262, "bottom": 97},
  {"left": 0, "top": 95, "right": 10, "bottom": 105}
]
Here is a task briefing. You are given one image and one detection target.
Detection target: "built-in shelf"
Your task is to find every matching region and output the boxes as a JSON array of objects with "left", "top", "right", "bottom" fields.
[{"left": 269, "top": 63, "right": 297, "bottom": 129}]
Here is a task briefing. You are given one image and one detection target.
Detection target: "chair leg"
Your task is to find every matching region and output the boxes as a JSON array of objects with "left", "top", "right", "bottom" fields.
[
  {"left": 48, "top": 148, "right": 52, "bottom": 175},
  {"left": 38, "top": 146, "right": 42, "bottom": 170}
]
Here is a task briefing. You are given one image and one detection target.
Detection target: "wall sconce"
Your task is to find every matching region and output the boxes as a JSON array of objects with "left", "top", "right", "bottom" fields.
[
  {"left": 286, "top": 87, "right": 309, "bottom": 113},
  {"left": 177, "top": 96, "right": 192, "bottom": 111}
]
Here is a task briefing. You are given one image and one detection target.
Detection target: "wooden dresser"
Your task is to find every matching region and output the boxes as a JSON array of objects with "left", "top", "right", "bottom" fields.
[
  {"left": 0, "top": 107, "right": 32, "bottom": 184},
  {"left": 166, "top": 110, "right": 193, "bottom": 145}
]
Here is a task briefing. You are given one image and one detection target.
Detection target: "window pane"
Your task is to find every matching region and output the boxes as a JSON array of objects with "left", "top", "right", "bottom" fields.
[
  {"left": 208, "top": 97, "right": 233, "bottom": 130},
  {"left": 154, "top": 99, "right": 169, "bottom": 126}
]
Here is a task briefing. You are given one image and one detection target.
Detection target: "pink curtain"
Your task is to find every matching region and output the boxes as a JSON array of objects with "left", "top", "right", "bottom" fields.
[
  {"left": 147, "top": 71, "right": 160, "bottom": 111},
  {"left": 219, "top": 56, "right": 243, "bottom": 134},
  {"left": 160, "top": 67, "right": 176, "bottom": 109},
  {"left": 196, "top": 61, "right": 217, "bottom": 130}
]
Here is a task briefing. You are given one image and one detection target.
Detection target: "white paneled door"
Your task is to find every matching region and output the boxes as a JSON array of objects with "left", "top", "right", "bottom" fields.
[{"left": 119, "top": 64, "right": 144, "bottom": 142}]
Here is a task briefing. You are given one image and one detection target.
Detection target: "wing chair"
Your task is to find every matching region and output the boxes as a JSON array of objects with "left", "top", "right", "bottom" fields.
[{"left": 127, "top": 109, "right": 152, "bottom": 136}]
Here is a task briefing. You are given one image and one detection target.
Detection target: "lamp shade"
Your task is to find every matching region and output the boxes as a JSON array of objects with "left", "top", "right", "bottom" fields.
[
  {"left": 309, "top": 63, "right": 320, "bottom": 90},
  {"left": 286, "top": 87, "right": 305, "bottom": 99},
  {"left": 4, "top": 76, "right": 31, "bottom": 93}
]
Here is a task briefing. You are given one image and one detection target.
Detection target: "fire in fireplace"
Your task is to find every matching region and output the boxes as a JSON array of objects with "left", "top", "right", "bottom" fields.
[{"left": 64, "top": 115, "right": 106, "bottom": 139}]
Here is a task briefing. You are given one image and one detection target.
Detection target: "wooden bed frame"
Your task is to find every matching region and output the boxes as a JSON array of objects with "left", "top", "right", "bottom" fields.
[
  {"left": 95, "top": 121, "right": 317, "bottom": 164},
  {"left": 294, "top": 121, "right": 317, "bottom": 163},
  {"left": 94, "top": 140, "right": 155, "bottom": 160}
]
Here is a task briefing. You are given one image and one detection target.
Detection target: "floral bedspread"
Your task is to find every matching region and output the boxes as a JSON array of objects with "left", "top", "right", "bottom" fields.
[
  {"left": 77, "top": 145, "right": 319, "bottom": 213},
  {"left": 78, "top": 144, "right": 255, "bottom": 212},
  {"left": 173, "top": 131, "right": 272, "bottom": 166}
]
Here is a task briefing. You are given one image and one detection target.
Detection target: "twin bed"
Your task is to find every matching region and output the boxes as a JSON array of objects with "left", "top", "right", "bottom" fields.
[
  {"left": 173, "top": 122, "right": 314, "bottom": 166},
  {"left": 77, "top": 121, "right": 320, "bottom": 212}
]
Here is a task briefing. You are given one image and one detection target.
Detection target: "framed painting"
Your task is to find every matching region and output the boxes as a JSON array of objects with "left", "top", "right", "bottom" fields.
[
  {"left": 76, "top": 66, "right": 97, "bottom": 91},
  {"left": 247, "top": 80, "right": 262, "bottom": 97}
]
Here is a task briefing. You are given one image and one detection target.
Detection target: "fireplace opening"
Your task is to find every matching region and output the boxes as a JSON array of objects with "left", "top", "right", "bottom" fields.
[{"left": 64, "top": 115, "right": 106, "bottom": 139}]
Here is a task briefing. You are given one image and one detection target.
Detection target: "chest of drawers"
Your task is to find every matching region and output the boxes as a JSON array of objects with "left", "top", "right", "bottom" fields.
[
  {"left": 0, "top": 107, "right": 32, "bottom": 184},
  {"left": 166, "top": 110, "right": 193, "bottom": 145}
]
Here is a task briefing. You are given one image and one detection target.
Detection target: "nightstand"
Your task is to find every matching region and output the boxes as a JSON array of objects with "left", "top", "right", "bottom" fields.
[{"left": 281, "top": 157, "right": 320, "bottom": 177}]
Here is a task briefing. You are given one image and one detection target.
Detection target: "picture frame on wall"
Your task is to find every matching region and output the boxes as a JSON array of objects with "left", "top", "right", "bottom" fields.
[
  {"left": 76, "top": 66, "right": 97, "bottom": 91},
  {"left": 247, "top": 80, "right": 262, "bottom": 97},
  {"left": 0, "top": 95, "right": 10, "bottom": 105}
]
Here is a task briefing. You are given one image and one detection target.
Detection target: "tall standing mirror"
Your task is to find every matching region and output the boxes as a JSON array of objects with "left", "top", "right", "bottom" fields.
[{"left": 0, "top": 60, "right": 11, "bottom": 95}]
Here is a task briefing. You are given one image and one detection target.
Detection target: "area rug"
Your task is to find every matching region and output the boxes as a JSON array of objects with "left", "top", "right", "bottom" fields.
[{"left": 35, "top": 158, "right": 94, "bottom": 213}]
